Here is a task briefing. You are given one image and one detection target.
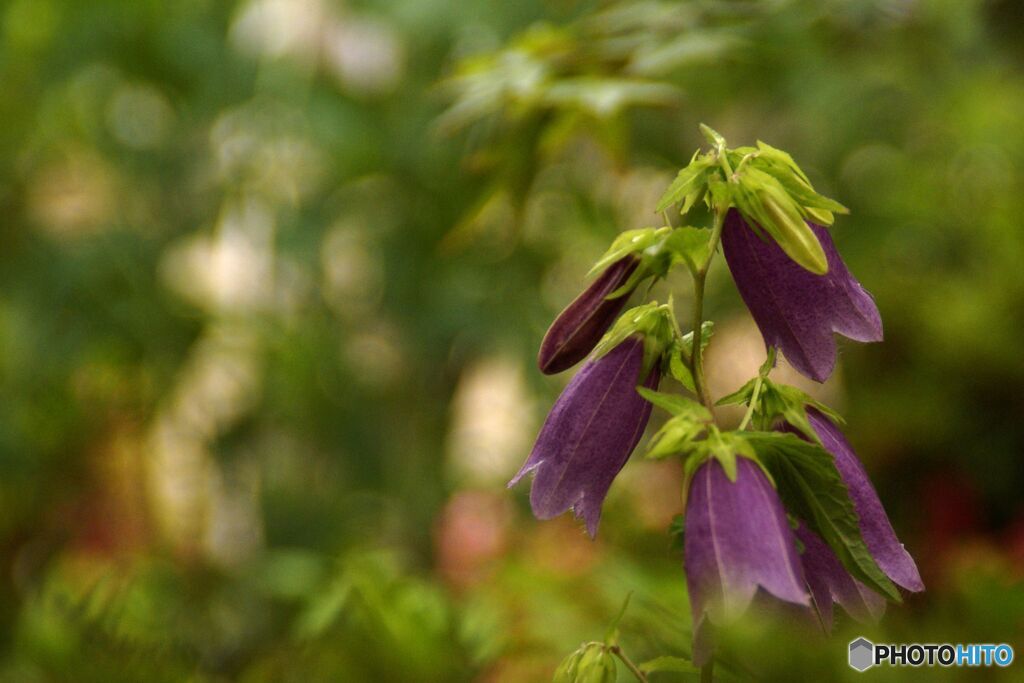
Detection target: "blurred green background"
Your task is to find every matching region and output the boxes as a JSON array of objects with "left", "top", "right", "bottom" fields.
[{"left": 0, "top": 0, "right": 1022, "bottom": 680}]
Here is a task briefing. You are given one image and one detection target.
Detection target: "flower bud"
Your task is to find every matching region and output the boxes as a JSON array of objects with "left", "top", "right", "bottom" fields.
[{"left": 538, "top": 256, "right": 640, "bottom": 374}]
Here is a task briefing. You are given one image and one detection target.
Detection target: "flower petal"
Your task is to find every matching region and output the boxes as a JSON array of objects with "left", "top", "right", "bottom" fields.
[
  {"left": 511, "top": 336, "right": 656, "bottom": 536},
  {"left": 684, "top": 458, "right": 809, "bottom": 635},
  {"left": 721, "top": 211, "right": 882, "bottom": 382},
  {"left": 805, "top": 408, "right": 924, "bottom": 592},
  {"left": 796, "top": 523, "right": 886, "bottom": 629}
]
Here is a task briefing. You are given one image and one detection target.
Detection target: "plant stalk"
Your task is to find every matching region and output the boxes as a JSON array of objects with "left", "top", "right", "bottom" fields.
[
  {"left": 689, "top": 207, "right": 727, "bottom": 410},
  {"left": 610, "top": 646, "right": 648, "bottom": 682}
]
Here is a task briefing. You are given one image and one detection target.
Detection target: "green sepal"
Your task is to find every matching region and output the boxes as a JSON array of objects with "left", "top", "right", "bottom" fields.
[
  {"left": 553, "top": 648, "right": 585, "bottom": 683},
  {"left": 667, "top": 321, "right": 713, "bottom": 393},
  {"left": 753, "top": 140, "right": 810, "bottom": 180},
  {"left": 638, "top": 388, "right": 712, "bottom": 460},
  {"left": 587, "top": 226, "right": 670, "bottom": 278},
  {"left": 661, "top": 226, "right": 710, "bottom": 275},
  {"left": 656, "top": 151, "right": 716, "bottom": 213},
  {"left": 717, "top": 375, "right": 843, "bottom": 444},
  {"left": 668, "top": 345, "right": 695, "bottom": 393},
  {"left": 699, "top": 122, "right": 726, "bottom": 149},
  {"left": 702, "top": 429, "right": 757, "bottom": 482},
  {"left": 759, "top": 163, "right": 847, "bottom": 216},
  {"left": 715, "top": 376, "right": 758, "bottom": 407},
  {"left": 733, "top": 167, "right": 829, "bottom": 275},
  {"left": 739, "top": 431, "right": 901, "bottom": 602},
  {"left": 591, "top": 301, "right": 674, "bottom": 377}
]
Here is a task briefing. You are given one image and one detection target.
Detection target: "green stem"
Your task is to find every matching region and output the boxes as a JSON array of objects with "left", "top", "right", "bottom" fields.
[
  {"left": 610, "top": 646, "right": 648, "bottom": 683},
  {"left": 700, "top": 658, "right": 714, "bottom": 683},
  {"left": 737, "top": 375, "right": 764, "bottom": 431},
  {"left": 689, "top": 208, "right": 727, "bottom": 410},
  {"left": 738, "top": 347, "right": 777, "bottom": 431}
]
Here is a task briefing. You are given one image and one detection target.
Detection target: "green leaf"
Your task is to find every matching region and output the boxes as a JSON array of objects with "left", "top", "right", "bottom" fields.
[
  {"left": 639, "top": 656, "right": 699, "bottom": 675},
  {"left": 755, "top": 140, "right": 811, "bottom": 184},
  {"left": 604, "top": 592, "right": 632, "bottom": 644},
  {"left": 636, "top": 388, "right": 708, "bottom": 417},
  {"left": 715, "top": 377, "right": 757, "bottom": 407},
  {"left": 543, "top": 77, "right": 679, "bottom": 119},
  {"left": 656, "top": 153, "right": 714, "bottom": 212},
  {"left": 699, "top": 123, "right": 726, "bottom": 149},
  {"left": 740, "top": 432, "right": 901, "bottom": 601},
  {"left": 668, "top": 344, "right": 695, "bottom": 392},
  {"left": 681, "top": 320, "right": 713, "bottom": 354}
]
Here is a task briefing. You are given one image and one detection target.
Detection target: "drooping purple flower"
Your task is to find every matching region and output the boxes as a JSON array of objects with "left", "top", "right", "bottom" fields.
[
  {"left": 784, "top": 408, "right": 924, "bottom": 593},
  {"left": 796, "top": 523, "right": 886, "bottom": 628},
  {"left": 684, "top": 457, "right": 809, "bottom": 664},
  {"left": 721, "top": 210, "right": 882, "bottom": 382},
  {"left": 510, "top": 335, "right": 657, "bottom": 536},
  {"left": 538, "top": 256, "right": 640, "bottom": 374}
]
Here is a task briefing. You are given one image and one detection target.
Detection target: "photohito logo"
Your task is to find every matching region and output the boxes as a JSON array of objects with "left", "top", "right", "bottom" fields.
[{"left": 848, "top": 637, "right": 1014, "bottom": 671}]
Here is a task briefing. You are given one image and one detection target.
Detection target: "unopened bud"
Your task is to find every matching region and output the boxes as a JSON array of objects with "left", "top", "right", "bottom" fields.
[{"left": 538, "top": 256, "right": 640, "bottom": 374}]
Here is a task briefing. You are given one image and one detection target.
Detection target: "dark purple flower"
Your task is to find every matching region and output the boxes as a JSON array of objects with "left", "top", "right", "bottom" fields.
[
  {"left": 511, "top": 335, "right": 657, "bottom": 536},
  {"left": 721, "top": 210, "right": 882, "bottom": 382},
  {"left": 684, "top": 457, "right": 809, "bottom": 664},
  {"left": 796, "top": 523, "right": 886, "bottom": 628},
  {"left": 784, "top": 408, "right": 924, "bottom": 593},
  {"left": 538, "top": 256, "right": 640, "bottom": 374}
]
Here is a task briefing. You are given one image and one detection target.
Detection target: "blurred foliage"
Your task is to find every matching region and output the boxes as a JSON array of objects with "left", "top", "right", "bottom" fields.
[{"left": 0, "top": 0, "right": 1022, "bottom": 680}]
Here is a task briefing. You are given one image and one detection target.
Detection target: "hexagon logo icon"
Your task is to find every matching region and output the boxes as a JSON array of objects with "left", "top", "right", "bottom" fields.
[{"left": 849, "top": 637, "right": 875, "bottom": 672}]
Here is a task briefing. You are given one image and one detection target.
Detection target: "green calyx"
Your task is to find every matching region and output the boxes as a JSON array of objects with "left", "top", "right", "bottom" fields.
[
  {"left": 657, "top": 124, "right": 849, "bottom": 275},
  {"left": 717, "top": 374, "right": 843, "bottom": 442},
  {"left": 591, "top": 300, "right": 676, "bottom": 377},
  {"left": 586, "top": 224, "right": 713, "bottom": 298}
]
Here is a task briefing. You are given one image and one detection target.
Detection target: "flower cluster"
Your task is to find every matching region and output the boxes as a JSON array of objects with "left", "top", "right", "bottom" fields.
[{"left": 509, "top": 126, "right": 922, "bottom": 672}]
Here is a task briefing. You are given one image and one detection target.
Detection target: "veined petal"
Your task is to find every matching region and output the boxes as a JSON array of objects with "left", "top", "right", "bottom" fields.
[
  {"left": 809, "top": 223, "right": 883, "bottom": 344},
  {"left": 538, "top": 256, "right": 640, "bottom": 374},
  {"left": 685, "top": 457, "right": 808, "bottom": 664},
  {"left": 796, "top": 523, "right": 886, "bottom": 629},
  {"left": 805, "top": 408, "right": 924, "bottom": 592},
  {"left": 511, "top": 336, "right": 657, "bottom": 536},
  {"left": 721, "top": 211, "right": 882, "bottom": 382}
]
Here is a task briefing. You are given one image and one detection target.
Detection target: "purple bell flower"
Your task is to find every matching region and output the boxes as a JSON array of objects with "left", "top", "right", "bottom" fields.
[
  {"left": 684, "top": 457, "right": 809, "bottom": 664},
  {"left": 511, "top": 335, "right": 658, "bottom": 536},
  {"left": 538, "top": 256, "right": 640, "bottom": 374},
  {"left": 796, "top": 523, "right": 886, "bottom": 628},
  {"left": 784, "top": 408, "right": 924, "bottom": 593},
  {"left": 721, "top": 210, "right": 882, "bottom": 382}
]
